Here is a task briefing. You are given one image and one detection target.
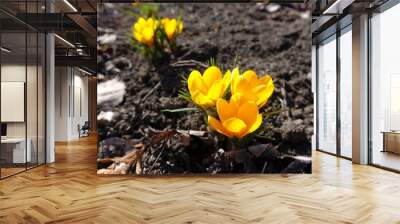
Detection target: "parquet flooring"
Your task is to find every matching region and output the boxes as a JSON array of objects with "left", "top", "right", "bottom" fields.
[
  {"left": 1, "top": 135, "right": 400, "bottom": 223},
  {"left": 1, "top": 167, "right": 26, "bottom": 177}
]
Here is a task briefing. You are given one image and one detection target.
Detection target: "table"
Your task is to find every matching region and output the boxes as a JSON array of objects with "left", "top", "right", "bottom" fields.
[{"left": 1, "top": 138, "right": 31, "bottom": 163}]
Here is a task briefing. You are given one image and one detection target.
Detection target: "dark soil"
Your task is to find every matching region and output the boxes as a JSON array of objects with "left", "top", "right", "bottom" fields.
[{"left": 97, "top": 3, "right": 312, "bottom": 174}]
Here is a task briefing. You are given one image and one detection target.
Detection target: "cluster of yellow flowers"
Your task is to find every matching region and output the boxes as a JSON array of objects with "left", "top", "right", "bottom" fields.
[
  {"left": 187, "top": 66, "right": 274, "bottom": 139},
  {"left": 132, "top": 17, "right": 183, "bottom": 47}
]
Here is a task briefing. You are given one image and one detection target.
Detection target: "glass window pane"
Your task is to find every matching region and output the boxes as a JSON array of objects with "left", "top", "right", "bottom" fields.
[
  {"left": 317, "top": 35, "right": 337, "bottom": 154},
  {"left": 0, "top": 0, "right": 46, "bottom": 178},
  {"left": 1, "top": 31, "right": 27, "bottom": 177},
  {"left": 371, "top": 4, "right": 400, "bottom": 171},
  {"left": 340, "top": 27, "right": 352, "bottom": 158}
]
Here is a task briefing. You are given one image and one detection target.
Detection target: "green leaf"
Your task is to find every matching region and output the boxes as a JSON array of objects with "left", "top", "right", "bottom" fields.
[
  {"left": 139, "top": 3, "right": 160, "bottom": 18},
  {"left": 207, "top": 57, "right": 216, "bottom": 66},
  {"left": 232, "top": 54, "right": 240, "bottom": 68},
  {"left": 178, "top": 95, "right": 194, "bottom": 105},
  {"left": 126, "top": 35, "right": 141, "bottom": 50},
  {"left": 161, "top": 108, "right": 199, "bottom": 113},
  {"left": 180, "top": 74, "right": 188, "bottom": 83}
]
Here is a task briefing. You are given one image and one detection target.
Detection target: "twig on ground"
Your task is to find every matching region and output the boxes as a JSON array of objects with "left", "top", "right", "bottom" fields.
[
  {"left": 177, "top": 129, "right": 206, "bottom": 137},
  {"left": 141, "top": 82, "right": 161, "bottom": 103},
  {"left": 282, "top": 155, "right": 312, "bottom": 162},
  {"left": 177, "top": 49, "right": 195, "bottom": 60},
  {"left": 280, "top": 83, "right": 290, "bottom": 119},
  {"left": 148, "top": 145, "right": 165, "bottom": 174},
  {"left": 170, "top": 60, "right": 208, "bottom": 68},
  {"left": 97, "top": 144, "right": 144, "bottom": 175},
  {"left": 261, "top": 162, "right": 268, "bottom": 173}
]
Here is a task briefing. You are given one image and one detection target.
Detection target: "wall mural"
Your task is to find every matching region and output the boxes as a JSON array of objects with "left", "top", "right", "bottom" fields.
[{"left": 97, "top": 3, "right": 312, "bottom": 175}]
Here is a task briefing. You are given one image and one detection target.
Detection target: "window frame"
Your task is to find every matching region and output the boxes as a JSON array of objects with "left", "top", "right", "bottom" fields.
[{"left": 315, "top": 20, "right": 353, "bottom": 161}]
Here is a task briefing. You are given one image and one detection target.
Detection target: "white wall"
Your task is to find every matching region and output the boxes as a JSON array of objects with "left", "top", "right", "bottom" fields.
[
  {"left": 1, "top": 63, "right": 46, "bottom": 164},
  {"left": 1, "top": 65, "right": 26, "bottom": 138},
  {"left": 55, "top": 66, "right": 69, "bottom": 141},
  {"left": 1, "top": 65, "right": 36, "bottom": 138},
  {"left": 72, "top": 73, "right": 89, "bottom": 138},
  {"left": 55, "top": 66, "right": 89, "bottom": 141}
]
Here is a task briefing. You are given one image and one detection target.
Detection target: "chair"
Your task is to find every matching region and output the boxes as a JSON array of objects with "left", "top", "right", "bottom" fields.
[{"left": 79, "top": 121, "right": 90, "bottom": 138}]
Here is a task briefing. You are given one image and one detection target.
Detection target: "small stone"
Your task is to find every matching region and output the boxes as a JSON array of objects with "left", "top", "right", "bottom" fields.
[
  {"left": 97, "top": 78, "right": 126, "bottom": 106},
  {"left": 98, "top": 33, "right": 117, "bottom": 45},
  {"left": 97, "top": 111, "right": 115, "bottom": 121},
  {"left": 266, "top": 4, "right": 281, "bottom": 13}
]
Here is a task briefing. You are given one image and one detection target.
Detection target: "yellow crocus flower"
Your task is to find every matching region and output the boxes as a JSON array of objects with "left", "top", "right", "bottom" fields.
[
  {"left": 188, "top": 66, "right": 231, "bottom": 108},
  {"left": 208, "top": 99, "right": 262, "bottom": 138},
  {"left": 161, "top": 18, "right": 183, "bottom": 40},
  {"left": 132, "top": 17, "right": 158, "bottom": 46},
  {"left": 231, "top": 69, "right": 274, "bottom": 108}
]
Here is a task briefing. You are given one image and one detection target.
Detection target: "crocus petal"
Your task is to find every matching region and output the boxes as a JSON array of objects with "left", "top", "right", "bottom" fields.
[
  {"left": 142, "top": 27, "right": 154, "bottom": 43},
  {"left": 161, "top": 18, "right": 169, "bottom": 25},
  {"left": 165, "top": 19, "right": 177, "bottom": 39},
  {"left": 237, "top": 89, "right": 258, "bottom": 106},
  {"left": 242, "top": 70, "right": 258, "bottom": 86},
  {"left": 235, "top": 77, "right": 252, "bottom": 94},
  {"left": 230, "top": 67, "right": 240, "bottom": 94},
  {"left": 208, "top": 116, "right": 233, "bottom": 138},
  {"left": 222, "top": 70, "right": 231, "bottom": 91},
  {"left": 188, "top": 70, "right": 207, "bottom": 95},
  {"left": 216, "top": 98, "right": 237, "bottom": 122},
  {"left": 137, "top": 17, "right": 146, "bottom": 25},
  {"left": 256, "top": 89, "right": 273, "bottom": 107},
  {"left": 193, "top": 92, "right": 214, "bottom": 107},
  {"left": 237, "top": 101, "right": 258, "bottom": 128},
  {"left": 255, "top": 78, "right": 274, "bottom": 107},
  {"left": 248, "top": 114, "right": 263, "bottom": 134},
  {"left": 222, "top": 118, "right": 247, "bottom": 136},
  {"left": 178, "top": 21, "right": 183, "bottom": 33},
  {"left": 259, "top": 75, "right": 272, "bottom": 84},
  {"left": 203, "top": 66, "right": 222, "bottom": 88},
  {"left": 133, "top": 32, "right": 142, "bottom": 42},
  {"left": 230, "top": 93, "right": 242, "bottom": 105},
  {"left": 134, "top": 22, "right": 143, "bottom": 32},
  {"left": 147, "top": 18, "right": 155, "bottom": 26},
  {"left": 207, "top": 80, "right": 225, "bottom": 101}
]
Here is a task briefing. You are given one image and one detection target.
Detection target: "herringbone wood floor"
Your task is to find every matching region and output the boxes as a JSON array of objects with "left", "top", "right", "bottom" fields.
[{"left": 1, "top": 135, "right": 400, "bottom": 224}]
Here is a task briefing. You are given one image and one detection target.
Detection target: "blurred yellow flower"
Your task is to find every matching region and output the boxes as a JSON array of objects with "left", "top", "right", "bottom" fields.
[
  {"left": 188, "top": 66, "right": 230, "bottom": 108},
  {"left": 208, "top": 99, "right": 262, "bottom": 138},
  {"left": 132, "top": 17, "right": 158, "bottom": 46},
  {"left": 161, "top": 18, "right": 183, "bottom": 40},
  {"left": 231, "top": 69, "right": 274, "bottom": 108}
]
